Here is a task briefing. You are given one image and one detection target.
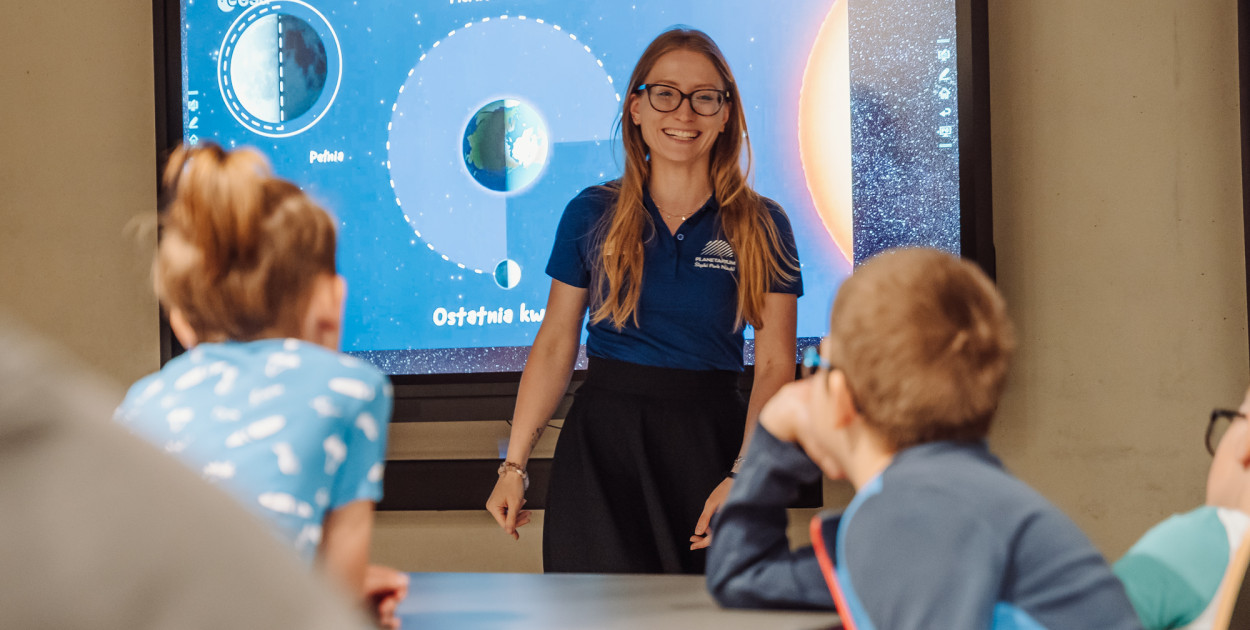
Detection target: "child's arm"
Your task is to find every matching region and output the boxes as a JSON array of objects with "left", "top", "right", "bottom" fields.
[
  {"left": 320, "top": 363, "right": 394, "bottom": 610},
  {"left": 706, "top": 425, "right": 834, "bottom": 610},
  {"left": 318, "top": 499, "right": 375, "bottom": 597},
  {"left": 321, "top": 502, "right": 413, "bottom": 627}
]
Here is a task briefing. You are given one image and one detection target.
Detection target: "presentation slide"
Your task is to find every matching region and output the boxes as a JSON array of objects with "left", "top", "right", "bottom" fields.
[{"left": 179, "top": 0, "right": 960, "bottom": 374}]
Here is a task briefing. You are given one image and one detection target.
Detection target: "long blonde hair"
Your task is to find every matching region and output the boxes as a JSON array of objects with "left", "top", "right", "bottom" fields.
[
  {"left": 590, "top": 28, "right": 798, "bottom": 330},
  {"left": 155, "top": 142, "right": 337, "bottom": 341}
]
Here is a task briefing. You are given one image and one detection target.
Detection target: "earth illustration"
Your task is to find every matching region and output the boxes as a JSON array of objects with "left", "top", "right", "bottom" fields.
[{"left": 462, "top": 99, "right": 549, "bottom": 193}]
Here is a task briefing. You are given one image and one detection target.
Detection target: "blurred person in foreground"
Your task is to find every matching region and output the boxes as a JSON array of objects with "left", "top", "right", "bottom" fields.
[{"left": 0, "top": 313, "right": 371, "bottom": 629}]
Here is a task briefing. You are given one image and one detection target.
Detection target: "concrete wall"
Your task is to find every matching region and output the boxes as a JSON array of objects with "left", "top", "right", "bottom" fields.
[
  {"left": 1, "top": 1, "right": 160, "bottom": 387},
  {"left": 987, "top": 0, "right": 1246, "bottom": 557},
  {"left": 1, "top": 0, "right": 1243, "bottom": 570}
]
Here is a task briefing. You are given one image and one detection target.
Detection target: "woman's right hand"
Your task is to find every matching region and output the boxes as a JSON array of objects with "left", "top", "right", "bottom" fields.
[
  {"left": 485, "top": 472, "right": 531, "bottom": 540},
  {"left": 486, "top": 280, "right": 585, "bottom": 541}
]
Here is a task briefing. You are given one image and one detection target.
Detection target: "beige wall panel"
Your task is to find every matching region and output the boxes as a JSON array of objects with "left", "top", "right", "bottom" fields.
[
  {"left": 386, "top": 420, "right": 561, "bottom": 461},
  {"left": 373, "top": 507, "right": 824, "bottom": 573},
  {"left": 988, "top": 0, "right": 1246, "bottom": 559},
  {"left": 373, "top": 511, "right": 547, "bottom": 573},
  {"left": 0, "top": 0, "right": 160, "bottom": 385}
]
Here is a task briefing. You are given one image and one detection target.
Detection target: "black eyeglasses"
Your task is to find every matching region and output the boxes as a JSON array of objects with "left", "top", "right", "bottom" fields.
[
  {"left": 636, "top": 83, "right": 729, "bottom": 116},
  {"left": 800, "top": 345, "right": 859, "bottom": 414},
  {"left": 1207, "top": 408, "right": 1247, "bottom": 455}
]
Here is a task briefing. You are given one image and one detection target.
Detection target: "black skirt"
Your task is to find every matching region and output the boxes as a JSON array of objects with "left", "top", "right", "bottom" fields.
[{"left": 543, "top": 357, "right": 746, "bottom": 574}]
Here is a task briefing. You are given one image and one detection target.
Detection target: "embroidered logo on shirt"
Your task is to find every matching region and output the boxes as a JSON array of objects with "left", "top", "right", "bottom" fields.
[{"left": 695, "top": 239, "right": 737, "bottom": 272}]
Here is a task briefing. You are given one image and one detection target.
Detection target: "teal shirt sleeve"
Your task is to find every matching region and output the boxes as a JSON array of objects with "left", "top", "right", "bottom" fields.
[{"left": 1114, "top": 506, "right": 1229, "bottom": 629}]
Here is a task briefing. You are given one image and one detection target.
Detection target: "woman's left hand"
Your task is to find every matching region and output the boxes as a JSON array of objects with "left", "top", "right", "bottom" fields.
[{"left": 690, "top": 476, "right": 734, "bottom": 550}]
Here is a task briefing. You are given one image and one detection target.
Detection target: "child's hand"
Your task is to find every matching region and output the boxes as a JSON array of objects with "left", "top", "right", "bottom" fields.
[
  {"left": 758, "top": 380, "right": 811, "bottom": 443},
  {"left": 364, "top": 564, "right": 409, "bottom": 629},
  {"left": 761, "top": 379, "right": 848, "bottom": 481}
]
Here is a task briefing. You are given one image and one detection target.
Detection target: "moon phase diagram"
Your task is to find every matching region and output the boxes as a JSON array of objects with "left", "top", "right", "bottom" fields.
[
  {"left": 218, "top": 0, "right": 342, "bottom": 137},
  {"left": 387, "top": 16, "right": 620, "bottom": 288}
]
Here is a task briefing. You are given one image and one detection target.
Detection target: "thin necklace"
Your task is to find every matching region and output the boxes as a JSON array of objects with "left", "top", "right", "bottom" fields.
[
  {"left": 655, "top": 194, "right": 710, "bottom": 223},
  {"left": 658, "top": 208, "right": 691, "bottom": 222}
]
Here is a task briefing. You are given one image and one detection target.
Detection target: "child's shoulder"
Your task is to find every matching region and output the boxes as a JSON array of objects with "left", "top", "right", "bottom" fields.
[
  {"left": 280, "top": 340, "right": 390, "bottom": 394},
  {"left": 849, "top": 444, "right": 1095, "bottom": 563},
  {"left": 119, "top": 350, "right": 202, "bottom": 411},
  {"left": 118, "top": 369, "right": 168, "bottom": 415},
  {"left": 1124, "top": 505, "right": 1235, "bottom": 560},
  {"left": 871, "top": 441, "right": 1053, "bottom": 520}
]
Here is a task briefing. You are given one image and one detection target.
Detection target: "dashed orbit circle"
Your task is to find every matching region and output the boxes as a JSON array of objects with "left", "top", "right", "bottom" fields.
[{"left": 385, "top": 15, "right": 621, "bottom": 277}]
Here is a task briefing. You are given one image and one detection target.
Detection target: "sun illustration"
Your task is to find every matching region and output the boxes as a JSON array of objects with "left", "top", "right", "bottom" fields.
[{"left": 798, "top": 0, "right": 852, "bottom": 263}]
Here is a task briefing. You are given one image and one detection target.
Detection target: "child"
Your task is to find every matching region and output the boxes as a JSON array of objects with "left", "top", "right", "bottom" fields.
[
  {"left": 1113, "top": 392, "right": 1250, "bottom": 629},
  {"left": 707, "top": 248, "right": 1142, "bottom": 629},
  {"left": 115, "top": 143, "right": 405, "bottom": 627}
]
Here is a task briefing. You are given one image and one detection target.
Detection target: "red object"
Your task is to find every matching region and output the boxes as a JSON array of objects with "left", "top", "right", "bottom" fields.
[{"left": 810, "top": 514, "right": 857, "bottom": 630}]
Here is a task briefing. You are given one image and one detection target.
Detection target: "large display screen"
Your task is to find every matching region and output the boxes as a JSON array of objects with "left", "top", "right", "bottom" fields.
[{"left": 174, "top": 0, "right": 966, "bottom": 375}]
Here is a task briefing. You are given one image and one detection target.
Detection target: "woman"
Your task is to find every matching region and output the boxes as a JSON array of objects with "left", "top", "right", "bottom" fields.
[
  {"left": 116, "top": 143, "right": 406, "bottom": 626},
  {"left": 485, "top": 28, "right": 802, "bottom": 574}
]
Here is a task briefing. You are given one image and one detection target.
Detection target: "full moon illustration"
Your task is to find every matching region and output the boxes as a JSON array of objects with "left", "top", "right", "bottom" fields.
[{"left": 229, "top": 14, "right": 328, "bottom": 124}]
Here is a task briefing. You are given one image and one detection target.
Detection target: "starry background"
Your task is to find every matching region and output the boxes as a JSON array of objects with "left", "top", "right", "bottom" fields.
[
  {"left": 850, "top": 0, "right": 959, "bottom": 262},
  {"left": 179, "top": 0, "right": 958, "bottom": 376}
]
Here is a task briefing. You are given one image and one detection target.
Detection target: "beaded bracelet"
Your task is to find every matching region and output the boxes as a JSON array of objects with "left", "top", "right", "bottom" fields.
[{"left": 497, "top": 460, "right": 529, "bottom": 491}]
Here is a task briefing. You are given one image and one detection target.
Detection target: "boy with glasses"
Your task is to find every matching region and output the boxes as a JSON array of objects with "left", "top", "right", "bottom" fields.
[
  {"left": 707, "top": 248, "right": 1142, "bottom": 629},
  {"left": 1112, "top": 404, "right": 1250, "bottom": 629}
]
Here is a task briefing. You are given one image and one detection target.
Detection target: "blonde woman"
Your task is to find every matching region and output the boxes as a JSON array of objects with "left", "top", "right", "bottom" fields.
[{"left": 486, "top": 28, "right": 802, "bottom": 574}]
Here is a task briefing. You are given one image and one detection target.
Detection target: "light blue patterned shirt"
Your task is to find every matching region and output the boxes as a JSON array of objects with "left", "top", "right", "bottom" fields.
[{"left": 116, "top": 338, "right": 392, "bottom": 563}]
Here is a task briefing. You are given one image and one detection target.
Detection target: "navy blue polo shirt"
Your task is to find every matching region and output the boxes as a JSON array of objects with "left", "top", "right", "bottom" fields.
[{"left": 545, "top": 184, "right": 803, "bottom": 372}]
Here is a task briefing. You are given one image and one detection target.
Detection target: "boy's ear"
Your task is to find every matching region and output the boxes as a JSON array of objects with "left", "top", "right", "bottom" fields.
[
  {"left": 1237, "top": 425, "right": 1250, "bottom": 469},
  {"left": 168, "top": 308, "right": 198, "bottom": 349},
  {"left": 302, "top": 274, "right": 346, "bottom": 351},
  {"left": 829, "top": 370, "right": 859, "bottom": 429}
]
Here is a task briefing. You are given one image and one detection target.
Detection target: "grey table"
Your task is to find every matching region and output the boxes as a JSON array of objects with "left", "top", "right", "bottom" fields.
[{"left": 395, "top": 572, "right": 841, "bottom": 629}]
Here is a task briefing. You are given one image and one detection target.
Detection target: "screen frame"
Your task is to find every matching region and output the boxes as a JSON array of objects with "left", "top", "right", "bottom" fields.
[{"left": 150, "top": 0, "right": 996, "bottom": 423}]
